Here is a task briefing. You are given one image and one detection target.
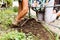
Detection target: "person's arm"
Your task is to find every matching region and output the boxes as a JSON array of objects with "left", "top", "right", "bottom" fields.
[{"left": 16, "top": 0, "right": 28, "bottom": 21}]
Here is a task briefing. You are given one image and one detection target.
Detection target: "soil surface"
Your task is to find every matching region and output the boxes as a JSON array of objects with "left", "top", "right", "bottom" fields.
[{"left": 12, "top": 18, "right": 55, "bottom": 40}]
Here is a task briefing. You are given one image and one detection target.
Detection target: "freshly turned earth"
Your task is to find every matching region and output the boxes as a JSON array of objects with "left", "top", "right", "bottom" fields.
[{"left": 12, "top": 18, "right": 55, "bottom": 40}]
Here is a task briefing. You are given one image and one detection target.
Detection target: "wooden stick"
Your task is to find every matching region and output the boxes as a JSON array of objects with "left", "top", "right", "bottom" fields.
[{"left": 21, "top": 19, "right": 29, "bottom": 26}]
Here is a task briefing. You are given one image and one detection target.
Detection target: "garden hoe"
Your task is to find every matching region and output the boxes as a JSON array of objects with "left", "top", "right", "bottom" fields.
[
  {"left": 20, "top": 4, "right": 31, "bottom": 27},
  {"left": 12, "top": 0, "right": 38, "bottom": 27}
]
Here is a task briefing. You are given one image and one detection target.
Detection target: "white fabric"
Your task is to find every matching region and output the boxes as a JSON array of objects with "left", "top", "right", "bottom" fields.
[
  {"left": 12, "top": 1, "right": 18, "bottom": 7},
  {"left": 29, "top": 8, "right": 37, "bottom": 19},
  {"left": 49, "top": 14, "right": 57, "bottom": 22},
  {"left": 45, "top": 0, "right": 57, "bottom": 23},
  {"left": 38, "top": 13, "right": 43, "bottom": 21},
  {"left": 32, "top": 3, "right": 36, "bottom": 7}
]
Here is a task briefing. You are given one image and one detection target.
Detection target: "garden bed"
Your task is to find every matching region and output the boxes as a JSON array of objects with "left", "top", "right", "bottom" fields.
[{"left": 11, "top": 18, "right": 55, "bottom": 40}]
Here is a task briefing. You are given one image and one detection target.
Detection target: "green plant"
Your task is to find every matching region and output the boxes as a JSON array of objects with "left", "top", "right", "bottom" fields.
[
  {"left": 4, "top": 9, "right": 14, "bottom": 14},
  {"left": 13, "top": 6, "right": 18, "bottom": 12},
  {"left": 0, "top": 31, "right": 26, "bottom": 40},
  {"left": 0, "top": 31, "right": 39, "bottom": 40},
  {"left": 5, "top": 0, "right": 13, "bottom": 7},
  {"left": 0, "top": 8, "right": 17, "bottom": 29},
  {"left": 26, "top": 32, "right": 39, "bottom": 40}
]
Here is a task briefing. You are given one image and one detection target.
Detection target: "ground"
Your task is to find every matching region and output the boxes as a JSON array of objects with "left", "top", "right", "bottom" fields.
[{"left": 11, "top": 18, "right": 55, "bottom": 40}]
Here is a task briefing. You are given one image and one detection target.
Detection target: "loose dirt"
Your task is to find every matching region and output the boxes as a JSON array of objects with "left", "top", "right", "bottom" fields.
[{"left": 11, "top": 18, "right": 55, "bottom": 40}]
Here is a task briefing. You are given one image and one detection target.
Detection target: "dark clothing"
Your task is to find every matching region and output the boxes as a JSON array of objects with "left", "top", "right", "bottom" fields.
[
  {"left": 18, "top": 0, "right": 22, "bottom": 3},
  {"left": 54, "top": 7, "right": 59, "bottom": 12},
  {"left": 1, "top": 2, "right": 6, "bottom": 8}
]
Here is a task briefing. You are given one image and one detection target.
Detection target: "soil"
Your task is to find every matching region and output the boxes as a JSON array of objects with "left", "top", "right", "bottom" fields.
[{"left": 11, "top": 18, "right": 55, "bottom": 40}]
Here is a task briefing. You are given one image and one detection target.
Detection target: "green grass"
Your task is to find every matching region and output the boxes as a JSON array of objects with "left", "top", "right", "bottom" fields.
[
  {"left": 0, "top": 7, "right": 18, "bottom": 29},
  {"left": 0, "top": 30, "right": 39, "bottom": 40},
  {"left": 0, "top": 31, "right": 26, "bottom": 40}
]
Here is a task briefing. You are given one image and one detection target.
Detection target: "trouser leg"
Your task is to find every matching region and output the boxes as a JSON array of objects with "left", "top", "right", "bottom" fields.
[{"left": 37, "top": 13, "right": 44, "bottom": 21}]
